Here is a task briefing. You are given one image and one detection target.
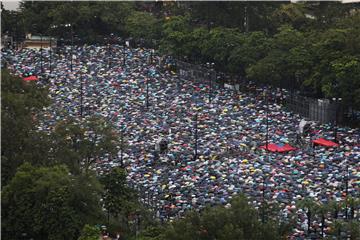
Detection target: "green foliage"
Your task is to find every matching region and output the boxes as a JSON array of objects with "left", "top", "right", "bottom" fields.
[
  {"left": 52, "top": 116, "right": 120, "bottom": 173},
  {"left": 20, "top": 2, "right": 135, "bottom": 41},
  {"left": 101, "top": 167, "right": 136, "bottom": 218},
  {"left": 125, "top": 11, "right": 162, "bottom": 42},
  {"left": 1, "top": 163, "right": 103, "bottom": 240},
  {"left": 160, "top": 15, "right": 192, "bottom": 57},
  {"left": 78, "top": 225, "right": 101, "bottom": 240},
  {"left": 155, "top": 195, "right": 288, "bottom": 240},
  {"left": 1, "top": 69, "right": 50, "bottom": 186}
]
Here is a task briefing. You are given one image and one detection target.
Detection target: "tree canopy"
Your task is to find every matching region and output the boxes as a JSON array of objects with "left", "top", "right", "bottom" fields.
[{"left": 1, "top": 163, "right": 103, "bottom": 240}]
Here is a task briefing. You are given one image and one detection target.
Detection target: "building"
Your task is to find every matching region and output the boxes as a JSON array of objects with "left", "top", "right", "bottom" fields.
[{"left": 22, "top": 34, "right": 57, "bottom": 49}]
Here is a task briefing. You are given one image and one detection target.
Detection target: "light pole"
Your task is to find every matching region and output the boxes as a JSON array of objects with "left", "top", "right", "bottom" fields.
[
  {"left": 261, "top": 174, "right": 267, "bottom": 223},
  {"left": 206, "top": 62, "right": 215, "bottom": 104},
  {"left": 332, "top": 97, "right": 342, "bottom": 143},
  {"left": 265, "top": 89, "right": 269, "bottom": 150},
  {"left": 80, "top": 71, "right": 83, "bottom": 118},
  {"left": 123, "top": 43, "right": 126, "bottom": 66},
  {"left": 48, "top": 25, "right": 58, "bottom": 75},
  {"left": 107, "top": 33, "right": 114, "bottom": 69},
  {"left": 120, "top": 127, "right": 124, "bottom": 167},
  {"left": 49, "top": 37, "right": 52, "bottom": 74},
  {"left": 40, "top": 33, "right": 43, "bottom": 73},
  {"left": 146, "top": 77, "right": 149, "bottom": 109},
  {"left": 123, "top": 40, "right": 128, "bottom": 66},
  {"left": 64, "top": 24, "right": 73, "bottom": 71},
  {"left": 344, "top": 160, "right": 349, "bottom": 220},
  {"left": 71, "top": 25, "right": 73, "bottom": 72},
  {"left": 194, "top": 112, "right": 198, "bottom": 161}
]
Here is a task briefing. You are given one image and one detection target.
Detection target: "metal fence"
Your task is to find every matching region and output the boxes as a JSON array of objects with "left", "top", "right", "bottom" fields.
[
  {"left": 286, "top": 93, "right": 343, "bottom": 124},
  {"left": 174, "top": 58, "right": 348, "bottom": 125},
  {"left": 175, "top": 60, "right": 218, "bottom": 85}
]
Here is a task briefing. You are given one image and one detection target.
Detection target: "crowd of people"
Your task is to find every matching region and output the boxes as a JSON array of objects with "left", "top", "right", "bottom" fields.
[{"left": 2, "top": 43, "right": 359, "bottom": 238}]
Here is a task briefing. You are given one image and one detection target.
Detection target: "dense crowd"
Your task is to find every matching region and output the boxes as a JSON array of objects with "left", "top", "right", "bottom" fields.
[{"left": 2, "top": 44, "right": 359, "bottom": 239}]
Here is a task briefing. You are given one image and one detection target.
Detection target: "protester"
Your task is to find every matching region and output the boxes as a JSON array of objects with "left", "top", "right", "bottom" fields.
[{"left": 2, "top": 44, "right": 359, "bottom": 238}]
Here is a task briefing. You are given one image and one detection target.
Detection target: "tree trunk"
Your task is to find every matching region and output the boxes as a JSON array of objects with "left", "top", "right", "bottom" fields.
[
  {"left": 334, "top": 209, "right": 338, "bottom": 219},
  {"left": 321, "top": 214, "right": 325, "bottom": 238},
  {"left": 307, "top": 210, "right": 311, "bottom": 234}
]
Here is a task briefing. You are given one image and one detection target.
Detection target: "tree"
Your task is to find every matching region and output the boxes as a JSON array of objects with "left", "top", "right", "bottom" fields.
[
  {"left": 201, "top": 27, "right": 243, "bottom": 72},
  {"left": 1, "top": 69, "right": 50, "bottom": 186},
  {"left": 1, "top": 163, "right": 103, "bottom": 240},
  {"left": 315, "top": 202, "right": 331, "bottom": 238},
  {"left": 52, "top": 116, "right": 120, "bottom": 173},
  {"left": 125, "top": 11, "right": 162, "bottom": 44},
  {"left": 78, "top": 225, "right": 101, "bottom": 240},
  {"left": 159, "top": 14, "right": 192, "bottom": 58},
  {"left": 297, "top": 197, "right": 319, "bottom": 234},
  {"left": 228, "top": 31, "right": 270, "bottom": 76},
  {"left": 161, "top": 195, "right": 289, "bottom": 240},
  {"left": 101, "top": 167, "right": 137, "bottom": 219},
  {"left": 20, "top": 2, "right": 136, "bottom": 41}
]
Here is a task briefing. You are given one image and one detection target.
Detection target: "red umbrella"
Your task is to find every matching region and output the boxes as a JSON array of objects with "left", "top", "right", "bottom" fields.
[
  {"left": 313, "top": 138, "right": 339, "bottom": 147},
  {"left": 23, "top": 75, "right": 38, "bottom": 81}
]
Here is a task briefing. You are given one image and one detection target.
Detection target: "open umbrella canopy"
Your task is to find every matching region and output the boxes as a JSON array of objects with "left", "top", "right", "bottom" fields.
[
  {"left": 313, "top": 138, "right": 339, "bottom": 147},
  {"left": 23, "top": 75, "right": 39, "bottom": 81},
  {"left": 259, "top": 143, "right": 296, "bottom": 152}
]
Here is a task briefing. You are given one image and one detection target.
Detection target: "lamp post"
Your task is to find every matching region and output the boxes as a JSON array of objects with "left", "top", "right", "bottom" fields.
[
  {"left": 120, "top": 126, "right": 124, "bottom": 167},
  {"left": 49, "top": 37, "right": 52, "bottom": 74},
  {"left": 107, "top": 33, "right": 114, "bottom": 69},
  {"left": 80, "top": 71, "right": 83, "bottom": 118},
  {"left": 146, "top": 77, "right": 149, "bottom": 109},
  {"left": 344, "top": 160, "right": 349, "bottom": 220},
  {"left": 194, "top": 112, "right": 198, "bottom": 161},
  {"left": 332, "top": 97, "right": 342, "bottom": 143},
  {"left": 64, "top": 23, "right": 74, "bottom": 71},
  {"left": 40, "top": 33, "right": 43, "bottom": 73},
  {"left": 265, "top": 89, "right": 269, "bottom": 150},
  {"left": 48, "top": 25, "right": 58, "bottom": 75},
  {"left": 71, "top": 25, "right": 73, "bottom": 72},
  {"left": 123, "top": 40, "right": 128, "bottom": 66},
  {"left": 261, "top": 175, "right": 267, "bottom": 223},
  {"left": 206, "top": 62, "right": 215, "bottom": 104},
  {"left": 150, "top": 49, "right": 153, "bottom": 64}
]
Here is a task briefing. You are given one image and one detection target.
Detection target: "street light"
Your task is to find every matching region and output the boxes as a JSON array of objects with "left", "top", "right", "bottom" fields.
[
  {"left": 194, "top": 112, "right": 198, "bottom": 161},
  {"left": 108, "top": 33, "right": 114, "bottom": 69},
  {"left": 332, "top": 97, "right": 342, "bottom": 143},
  {"left": 48, "top": 25, "right": 57, "bottom": 75},
  {"left": 123, "top": 40, "right": 129, "bottom": 66},
  {"left": 80, "top": 71, "right": 83, "bottom": 118},
  {"left": 206, "top": 62, "right": 215, "bottom": 104},
  {"left": 40, "top": 33, "right": 43, "bottom": 73},
  {"left": 261, "top": 174, "right": 267, "bottom": 223},
  {"left": 64, "top": 23, "right": 73, "bottom": 71},
  {"left": 146, "top": 77, "right": 149, "bottom": 109},
  {"left": 120, "top": 126, "right": 125, "bottom": 167},
  {"left": 265, "top": 89, "right": 269, "bottom": 150},
  {"left": 344, "top": 159, "right": 349, "bottom": 220}
]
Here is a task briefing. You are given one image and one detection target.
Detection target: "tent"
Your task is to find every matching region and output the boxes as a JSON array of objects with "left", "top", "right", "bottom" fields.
[
  {"left": 259, "top": 143, "right": 297, "bottom": 153},
  {"left": 313, "top": 138, "right": 339, "bottom": 147},
  {"left": 23, "top": 75, "right": 38, "bottom": 81},
  {"left": 277, "top": 144, "right": 297, "bottom": 152}
]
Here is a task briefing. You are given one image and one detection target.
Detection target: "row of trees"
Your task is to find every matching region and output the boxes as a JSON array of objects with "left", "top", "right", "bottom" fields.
[
  {"left": 1, "top": 70, "right": 149, "bottom": 239},
  {"left": 4, "top": 2, "right": 358, "bottom": 110},
  {"left": 134, "top": 195, "right": 360, "bottom": 240},
  {"left": 156, "top": 8, "right": 360, "bottom": 111}
]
